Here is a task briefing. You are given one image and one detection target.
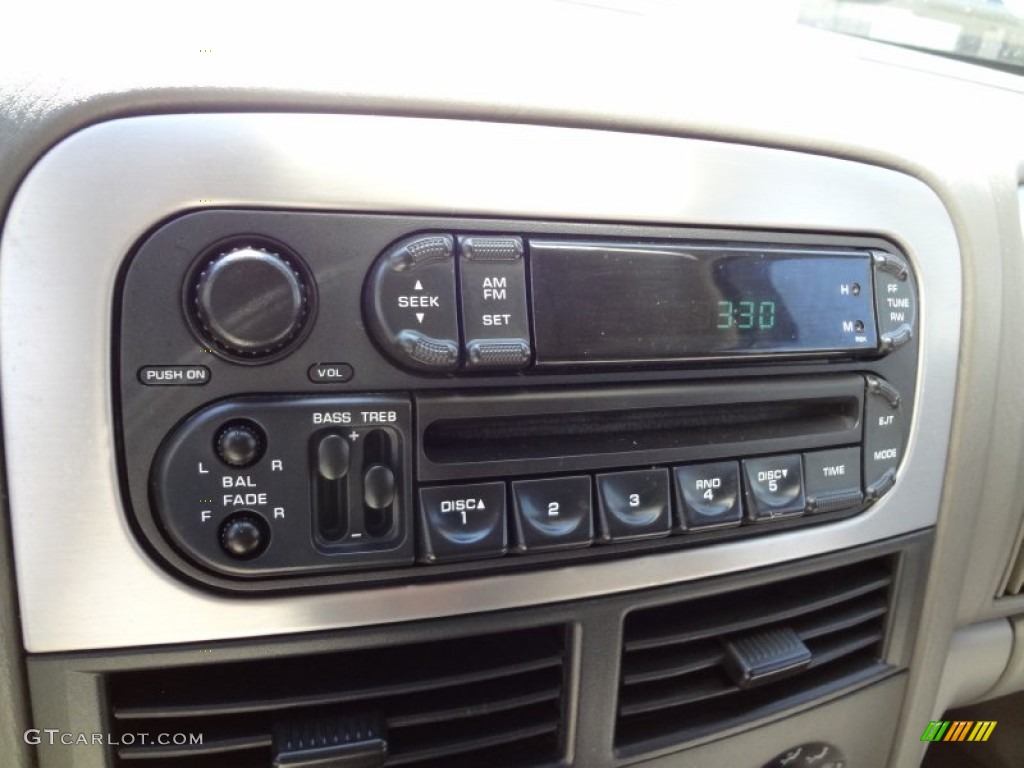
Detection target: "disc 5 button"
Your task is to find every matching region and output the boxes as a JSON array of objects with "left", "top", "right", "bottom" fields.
[
  {"left": 511, "top": 476, "right": 593, "bottom": 552},
  {"left": 742, "top": 455, "right": 806, "bottom": 521}
]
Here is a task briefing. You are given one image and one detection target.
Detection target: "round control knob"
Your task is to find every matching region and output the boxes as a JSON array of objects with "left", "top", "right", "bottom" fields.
[
  {"left": 190, "top": 244, "right": 313, "bottom": 361},
  {"left": 215, "top": 421, "right": 265, "bottom": 467},
  {"left": 219, "top": 511, "right": 269, "bottom": 559}
]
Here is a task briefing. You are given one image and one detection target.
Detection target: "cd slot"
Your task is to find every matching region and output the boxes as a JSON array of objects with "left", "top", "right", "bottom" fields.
[{"left": 417, "top": 376, "right": 863, "bottom": 482}]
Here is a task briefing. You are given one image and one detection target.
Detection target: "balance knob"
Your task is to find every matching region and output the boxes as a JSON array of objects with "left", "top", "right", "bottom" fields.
[
  {"left": 191, "top": 245, "right": 312, "bottom": 361},
  {"left": 215, "top": 421, "right": 265, "bottom": 467}
]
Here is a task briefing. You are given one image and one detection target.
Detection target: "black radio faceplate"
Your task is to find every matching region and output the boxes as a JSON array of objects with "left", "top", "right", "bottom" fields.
[{"left": 117, "top": 211, "right": 919, "bottom": 591}]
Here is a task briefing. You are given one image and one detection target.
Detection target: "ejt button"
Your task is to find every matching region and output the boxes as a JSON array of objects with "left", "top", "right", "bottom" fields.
[
  {"left": 418, "top": 482, "right": 507, "bottom": 563},
  {"left": 511, "top": 476, "right": 593, "bottom": 552},
  {"left": 674, "top": 461, "right": 743, "bottom": 531},
  {"left": 742, "top": 455, "right": 806, "bottom": 521}
]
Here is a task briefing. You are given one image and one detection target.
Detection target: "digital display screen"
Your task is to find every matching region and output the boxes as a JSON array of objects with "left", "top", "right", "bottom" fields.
[{"left": 529, "top": 240, "right": 878, "bottom": 364}]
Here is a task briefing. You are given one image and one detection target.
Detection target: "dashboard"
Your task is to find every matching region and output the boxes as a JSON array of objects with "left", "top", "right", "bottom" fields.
[{"left": 3, "top": 3, "right": 1024, "bottom": 767}]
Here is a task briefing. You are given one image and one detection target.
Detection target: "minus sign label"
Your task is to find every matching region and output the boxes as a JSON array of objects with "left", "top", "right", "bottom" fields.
[{"left": 351, "top": 533, "right": 363, "bottom": 539}]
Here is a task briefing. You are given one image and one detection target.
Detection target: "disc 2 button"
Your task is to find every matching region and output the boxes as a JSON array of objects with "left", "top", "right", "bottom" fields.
[
  {"left": 511, "top": 476, "right": 593, "bottom": 553},
  {"left": 418, "top": 482, "right": 507, "bottom": 563},
  {"left": 596, "top": 469, "right": 671, "bottom": 542}
]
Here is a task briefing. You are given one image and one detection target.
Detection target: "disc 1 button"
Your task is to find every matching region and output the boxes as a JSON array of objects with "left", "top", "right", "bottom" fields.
[{"left": 418, "top": 482, "right": 507, "bottom": 563}]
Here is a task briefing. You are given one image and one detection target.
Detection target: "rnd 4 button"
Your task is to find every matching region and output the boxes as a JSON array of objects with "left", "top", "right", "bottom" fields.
[{"left": 674, "top": 461, "right": 743, "bottom": 530}]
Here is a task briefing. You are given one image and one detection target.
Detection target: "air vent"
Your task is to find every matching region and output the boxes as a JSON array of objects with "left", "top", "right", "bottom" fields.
[
  {"left": 616, "top": 557, "right": 894, "bottom": 756},
  {"left": 106, "top": 625, "right": 567, "bottom": 768}
]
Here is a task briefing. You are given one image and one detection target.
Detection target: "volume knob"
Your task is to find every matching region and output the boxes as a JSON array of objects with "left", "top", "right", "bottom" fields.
[{"left": 190, "top": 244, "right": 313, "bottom": 361}]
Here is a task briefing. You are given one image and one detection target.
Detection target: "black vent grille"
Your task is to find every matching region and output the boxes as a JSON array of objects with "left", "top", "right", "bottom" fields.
[
  {"left": 106, "top": 625, "right": 567, "bottom": 768},
  {"left": 616, "top": 557, "right": 894, "bottom": 756}
]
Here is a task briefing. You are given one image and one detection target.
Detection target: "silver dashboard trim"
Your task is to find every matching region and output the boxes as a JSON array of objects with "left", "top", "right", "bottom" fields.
[{"left": 0, "top": 114, "right": 959, "bottom": 652}]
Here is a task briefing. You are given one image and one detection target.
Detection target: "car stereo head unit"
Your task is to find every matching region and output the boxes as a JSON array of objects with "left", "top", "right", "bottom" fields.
[
  {"left": 364, "top": 234, "right": 913, "bottom": 373},
  {"left": 116, "top": 210, "right": 918, "bottom": 591}
]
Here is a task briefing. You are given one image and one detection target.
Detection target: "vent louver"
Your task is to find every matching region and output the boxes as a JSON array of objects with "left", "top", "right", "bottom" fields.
[
  {"left": 616, "top": 557, "right": 894, "bottom": 756},
  {"left": 106, "top": 625, "right": 567, "bottom": 768}
]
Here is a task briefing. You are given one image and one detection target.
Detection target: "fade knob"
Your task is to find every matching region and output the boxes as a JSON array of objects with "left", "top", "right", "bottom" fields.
[
  {"left": 219, "top": 511, "right": 269, "bottom": 559},
  {"left": 189, "top": 243, "right": 313, "bottom": 362}
]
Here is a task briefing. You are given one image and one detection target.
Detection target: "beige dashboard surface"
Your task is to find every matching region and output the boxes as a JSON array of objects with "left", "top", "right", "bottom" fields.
[{"left": 3, "top": 3, "right": 1024, "bottom": 767}]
